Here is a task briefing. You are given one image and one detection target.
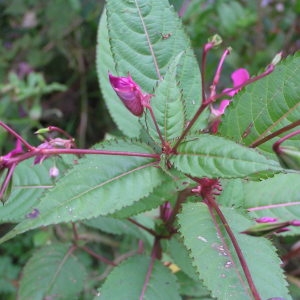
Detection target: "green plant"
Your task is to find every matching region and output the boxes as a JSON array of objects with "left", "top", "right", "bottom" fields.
[{"left": 0, "top": 0, "right": 300, "bottom": 299}]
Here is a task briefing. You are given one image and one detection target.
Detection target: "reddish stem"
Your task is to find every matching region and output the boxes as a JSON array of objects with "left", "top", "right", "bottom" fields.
[
  {"left": 128, "top": 218, "right": 157, "bottom": 236},
  {"left": 206, "top": 196, "right": 261, "bottom": 300},
  {"left": 165, "top": 187, "right": 193, "bottom": 231},
  {"left": 80, "top": 245, "right": 116, "bottom": 266},
  {"left": 5, "top": 148, "right": 160, "bottom": 168},
  {"left": 250, "top": 120, "right": 300, "bottom": 148},
  {"left": 47, "top": 126, "right": 76, "bottom": 142},
  {"left": 0, "top": 121, "right": 34, "bottom": 151},
  {"left": 172, "top": 103, "right": 207, "bottom": 152},
  {"left": 145, "top": 105, "right": 165, "bottom": 147},
  {"left": 273, "top": 129, "right": 300, "bottom": 154},
  {"left": 140, "top": 237, "right": 160, "bottom": 300},
  {"left": 0, "top": 164, "right": 16, "bottom": 201},
  {"left": 209, "top": 48, "right": 231, "bottom": 99}
]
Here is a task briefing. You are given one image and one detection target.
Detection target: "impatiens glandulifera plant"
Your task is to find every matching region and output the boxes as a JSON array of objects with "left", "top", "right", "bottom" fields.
[{"left": 0, "top": 0, "right": 300, "bottom": 299}]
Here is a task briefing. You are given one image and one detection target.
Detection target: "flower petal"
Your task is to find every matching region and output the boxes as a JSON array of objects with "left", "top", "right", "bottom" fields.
[{"left": 210, "top": 100, "right": 231, "bottom": 117}]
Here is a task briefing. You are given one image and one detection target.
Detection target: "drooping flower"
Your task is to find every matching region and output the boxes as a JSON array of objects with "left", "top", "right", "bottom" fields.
[
  {"left": 209, "top": 68, "right": 250, "bottom": 133},
  {"left": 222, "top": 68, "right": 250, "bottom": 97},
  {"left": 109, "top": 73, "right": 151, "bottom": 117},
  {"left": 34, "top": 138, "right": 74, "bottom": 165}
]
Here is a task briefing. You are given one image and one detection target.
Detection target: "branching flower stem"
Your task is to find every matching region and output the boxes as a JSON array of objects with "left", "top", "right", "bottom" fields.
[
  {"left": 3, "top": 147, "right": 160, "bottom": 169},
  {"left": 205, "top": 196, "right": 261, "bottom": 300},
  {"left": 172, "top": 64, "right": 275, "bottom": 152}
]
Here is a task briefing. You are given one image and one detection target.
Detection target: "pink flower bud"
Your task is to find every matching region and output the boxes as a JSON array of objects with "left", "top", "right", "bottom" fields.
[
  {"left": 255, "top": 217, "right": 278, "bottom": 223},
  {"left": 290, "top": 220, "right": 300, "bottom": 227},
  {"left": 49, "top": 166, "right": 59, "bottom": 178},
  {"left": 109, "top": 73, "right": 145, "bottom": 117}
]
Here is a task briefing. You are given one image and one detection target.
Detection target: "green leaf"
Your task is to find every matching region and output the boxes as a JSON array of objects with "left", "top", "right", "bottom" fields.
[
  {"left": 220, "top": 53, "right": 300, "bottom": 158},
  {"left": 84, "top": 216, "right": 144, "bottom": 239},
  {"left": 0, "top": 139, "right": 165, "bottom": 244},
  {"left": 0, "top": 158, "right": 68, "bottom": 224},
  {"left": 0, "top": 256, "right": 19, "bottom": 294},
  {"left": 175, "top": 271, "right": 212, "bottom": 299},
  {"left": 165, "top": 235, "right": 199, "bottom": 281},
  {"left": 97, "top": 11, "right": 141, "bottom": 137},
  {"left": 96, "top": 255, "right": 181, "bottom": 300},
  {"left": 178, "top": 202, "right": 291, "bottom": 300},
  {"left": 18, "top": 244, "right": 86, "bottom": 300},
  {"left": 243, "top": 173, "right": 300, "bottom": 235},
  {"left": 98, "top": 0, "right": 201, "bottom": 136},
  {"left": 112, "top": 175, "right": 186, "bottom": 219},
  {"left": 144, "top": 53, "right": 186, "bottom": 144},
  {"left": 171, "top": 135, "right": 282, "bottom": 178}
]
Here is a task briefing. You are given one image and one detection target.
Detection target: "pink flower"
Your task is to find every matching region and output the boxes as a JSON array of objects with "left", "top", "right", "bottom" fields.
[
  {"left": 109, "top": 73, "right": 151, "bottom": 117},
  {"left": 223, "top": 68, "right": 250, "bottom": 97},
  {"left": 0, "top": 139, "right": 23, "bottom": 168},
  {"left": 209, "top": 68, "right": 250, "bottom": 133},
  {"left": 210, "top": 100, "right": 231, "bottom": 117}
]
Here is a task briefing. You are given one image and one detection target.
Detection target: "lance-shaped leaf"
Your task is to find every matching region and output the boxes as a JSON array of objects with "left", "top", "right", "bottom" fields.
[
  {"left": 96, "top": 255, "right": 181, "bottom": 300},
  {"left": 220, "top": 53, "right": 300, "bottom": 157},
  {"left": 171, "top": 135, "right": 282, "bottom": 178},
  {"left": 97, "top": 0, "right": 201, "bottom": 136},
  {"left": 18, "top": 244, "right": 86, "bottom": 300},
  {"left": 178, "top": 202, "right": 291, "bottom": 300},
  {"left": 244, "top": 173, "right": 300, "bottom": 235},
  {"left": 97, "top": 12, "right": 141, "bottom": 137},
  {"left": 144, "top": 53, "right": 186, "bottom": 144},
  {"left": 0, "top": 139, "right": 165, "bottom": 244}
]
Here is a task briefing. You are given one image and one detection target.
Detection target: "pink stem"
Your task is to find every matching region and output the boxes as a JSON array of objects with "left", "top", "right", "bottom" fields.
[
  {"left": 140, "top": 237, "right": 160, "bottom": 300},
  {"left": 273, "top": 129, "right": 300, "bottom": 154},
  {"left": 208, "top": 48, "right": 231, "bottom": 100},
  {"left": 0, "top": 121, "right": 34, "bottom": 151}
]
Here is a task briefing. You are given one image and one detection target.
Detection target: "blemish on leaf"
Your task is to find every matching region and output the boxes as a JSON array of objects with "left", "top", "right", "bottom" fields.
[
  {"left": 197, "top": 235, "right": 208, "bottom": 242},
  {"left": 26, "top": 208, "right": 40, "bottom": 219}
]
